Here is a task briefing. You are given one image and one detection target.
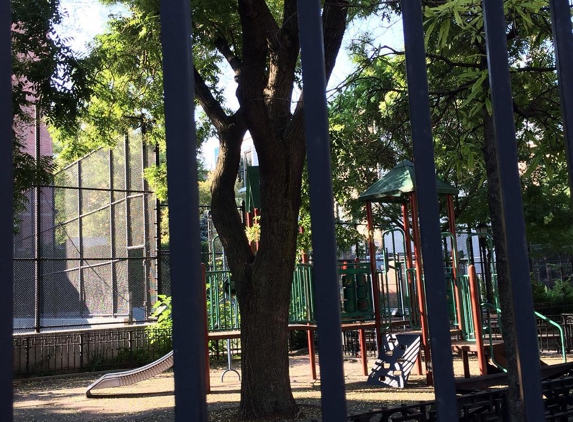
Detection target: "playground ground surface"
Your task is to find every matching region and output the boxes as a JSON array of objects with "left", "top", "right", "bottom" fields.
[{"left": 13, "top": 351, "right": 567, "bottom": 421}]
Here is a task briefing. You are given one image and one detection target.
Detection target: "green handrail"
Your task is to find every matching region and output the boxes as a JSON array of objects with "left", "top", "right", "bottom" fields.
[
  {"left": 481, "top": 302, "right": 506, "bottom": 372},
  {"left": 404, "top": 268, "right": 421, "bottom": 329},
  {"left": 441, "top": 232, "right": 459, "bottom": 274},
  {"left": 289, "top": 264, "right": 314, "bottom": 323},
  {"left": 381, "top": 228, "right": 409, "bottom": 320},
  {"left": 465, "top": 232, "right": 499, "bottom": 309},
  {"left": 205, "top": 270, "right": 238, "bottom": 331},
  {"left": 456, "top": 275, "right": 475, "bottom": 340},
  {"left": 534, "top": 311, "right": 567, "bottom": 363},
  {"left": 479, "top": 304, "right": 566, "bottom": 373}
]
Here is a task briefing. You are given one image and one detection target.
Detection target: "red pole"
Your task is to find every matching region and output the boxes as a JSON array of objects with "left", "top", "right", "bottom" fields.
[
  {"left": 469, "top": 265, "right": 487, "bottom": 375},
  {"left": 201, "top": 264, "right": 211, "bottom": 393},
  {"left": 402, "top": 201, "right": 422, "bottom": 375},
  {"left": 366, "top": 201, "right": 382, "bottom": 357},
  {"left": 359, "top": 328, "right": 368, "bottom": 376},
  {"left": 307, "top": 327, "right": 317, "bottom": 380},
  {"left": 410, "top": 193, "right": 432, "bottom": 385}
]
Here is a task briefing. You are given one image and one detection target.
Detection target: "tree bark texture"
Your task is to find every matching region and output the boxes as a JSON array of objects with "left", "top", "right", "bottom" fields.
[
  {"left": 197, "top": 1, "right": 349, "bottom": 418},
  {"left": 482, "top": 111, "right": 524, "bottom": 421}
]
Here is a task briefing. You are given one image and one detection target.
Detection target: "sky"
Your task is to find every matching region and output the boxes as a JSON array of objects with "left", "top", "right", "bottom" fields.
[
  {"left": 56, "top": 0, "right": 124, "bottom": 54},
  {"left": 55, "top": 1, "right": 404, "bottom": 170}
]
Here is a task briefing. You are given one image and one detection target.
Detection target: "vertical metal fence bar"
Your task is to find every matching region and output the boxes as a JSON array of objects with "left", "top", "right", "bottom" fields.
[
  {"left": 78, "top": 160, "right": 84, "bottom": 318},
  {"left": 549, "top": 0, "right": 573, "bottom": 202},
  {"left": 297, "top": 1, "right": 347, "bottom": 420},
  {"left": 159, "top": 1, "right": 208, "bottom": 420},
  {"left": 109, "top": 150, "right": 117, "bottom": 315},
  {"left": 0, "top": 0, "right": 13, "bottom": 417},
  {"left": 142, "top": 142, "right": 150, "bottom": 315},
  {"left": 124, "top": 135, "right": 131, "bottom": 248},
  {"left": 34, "top": 105, "right": 42, "bottom": 333},
  {"left": 482, "top": 1, "right": 544, "bottom": 419},
  {"left": 400, "top": 2, "right": 457, "bottom": 419},
  {"left": 124, "top": 134, "right": 131, "bottom": 316},
  {"left": 155, "top": 145, "right": 162, "bottom": 296}
]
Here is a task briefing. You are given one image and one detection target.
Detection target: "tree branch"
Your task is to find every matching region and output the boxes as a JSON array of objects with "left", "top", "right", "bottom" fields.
[
  {"left": 236, "top": 0, "right": 279, "bottom": 164},
  {"left": 214, "top": 37, "right": 242, "bottom": 81},
  {"left": 261, "top": 0, "right": 300, "bottom": 141},
  {"left": 287, "top": 0, "right": 349, "bottom": 160},
  {"left": 514, "top": 65, "right": 556, "bottom": 73},
  {"left": 194, "top": 66, "right": 230, "bottom": 132}
]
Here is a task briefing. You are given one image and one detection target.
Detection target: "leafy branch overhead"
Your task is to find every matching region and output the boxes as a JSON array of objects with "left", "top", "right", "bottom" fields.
[{"left": 11, "top": 0, "right": 90, "bottom": 225}]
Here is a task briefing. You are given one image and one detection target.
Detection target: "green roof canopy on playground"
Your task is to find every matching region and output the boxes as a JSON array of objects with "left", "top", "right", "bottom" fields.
[
  {"left": 357, "top": 159, "right": 459, "bottom": 385},
  {"left": 245, "top": 166, "right": 261, "bottom": 212},
  {"left": 358, "top": 159, "right": 458, "bottom": 203}
]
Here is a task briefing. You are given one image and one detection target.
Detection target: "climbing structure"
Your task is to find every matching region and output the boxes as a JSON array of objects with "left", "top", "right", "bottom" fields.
[{"left": 358, "top": 159, "right": 459, "bottom": 385}]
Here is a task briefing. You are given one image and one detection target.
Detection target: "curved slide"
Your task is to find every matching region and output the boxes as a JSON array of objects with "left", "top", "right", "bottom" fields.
[{"left": 85, "top": 350, "right": 174, "bottom": 398}]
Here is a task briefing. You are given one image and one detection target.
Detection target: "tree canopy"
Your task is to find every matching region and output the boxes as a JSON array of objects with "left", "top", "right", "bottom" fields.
[
  {"left": 327, "top": 0, "right": 568, "bottom": 245},
  {"left": 326, "top": 2, "right": 567, "bottom": 418},
  {"left": 12, "top": 0, "right": 88, "bottom": 222}
]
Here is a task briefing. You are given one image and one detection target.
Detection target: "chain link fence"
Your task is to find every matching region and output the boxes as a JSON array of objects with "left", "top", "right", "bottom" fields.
[{"left": 14, "top": 131, "right": 160, "bottom": 333}]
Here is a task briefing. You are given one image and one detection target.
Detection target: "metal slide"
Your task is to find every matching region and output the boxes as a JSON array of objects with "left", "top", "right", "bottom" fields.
[{"left": 85, "top": 350, "right": 173, "bottom": 397}]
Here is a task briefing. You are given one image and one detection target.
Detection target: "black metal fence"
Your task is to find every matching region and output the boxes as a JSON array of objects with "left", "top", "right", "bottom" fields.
[
  {"left": 340, "top": 376, "right": 573, "bottom": 422},
  {"left": 4, "top": 0, "right": 573, "bottom": 421},
  {"left": 13, "top": 326, "right": 172, "bottom": 378},
  {"left": 13, "top": 132, "right": 160, "bottom": 333}
]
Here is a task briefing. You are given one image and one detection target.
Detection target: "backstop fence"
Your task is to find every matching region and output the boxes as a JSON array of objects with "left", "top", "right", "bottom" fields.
[{"left": 13, "top": 131, "right": 160, "bottom": 333}]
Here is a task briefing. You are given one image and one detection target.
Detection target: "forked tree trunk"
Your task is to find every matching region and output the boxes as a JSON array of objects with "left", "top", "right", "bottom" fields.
[
  {"left": 204, "top": 2, "right": 348, "bottom": 418},
  {"left": 211, "top": 126, "right": 304, "bottom": 418}
]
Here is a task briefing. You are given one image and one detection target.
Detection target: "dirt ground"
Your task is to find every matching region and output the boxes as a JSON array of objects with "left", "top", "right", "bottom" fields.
[{"left": 13, "top": 351, "right": 567, "bottom": 421}]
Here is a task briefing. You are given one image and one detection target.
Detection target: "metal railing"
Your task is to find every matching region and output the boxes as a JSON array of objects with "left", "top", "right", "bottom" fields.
[
  {"left": 289, "top": 264, "right": 314, "bottom": 324},
  {"left": 13, "top": 326, "right": 172, "bottom": 378},
  {"left": 342, "top": 376, "right": 573, "bottom": 422}
]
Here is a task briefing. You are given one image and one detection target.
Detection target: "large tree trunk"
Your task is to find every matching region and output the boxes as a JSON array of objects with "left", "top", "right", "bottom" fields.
[
  {"left": 205, "top": 2, "right": 348, "bottom": 418},
  {"left": 238, "top": 270, "right": 298, "bottom": 418},
  {"left": 237, "top": 196, "right": 301, "bottom": 418},
  {"left": 212, "top": 131, "right": 303, "bottom": 418},
  {"left": 236, "top": 143, "right": 303, "bottom": 418},
  {"left": 482, "top": 111, "right": 524, "bottom": 420}
]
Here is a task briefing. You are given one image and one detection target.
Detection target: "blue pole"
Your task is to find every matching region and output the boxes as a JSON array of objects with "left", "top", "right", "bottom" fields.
[
  {"left": 298, "top": 1, "right": 347, "bottom": 420},
  {"left": 0, "top": 0, "right": 13, "bottom": 419},
  {"left": 401, "top": 1, "right": 457, "bottom": 420},
  {"left": 482, "top": 1, "right": 544, "bottom": 419},
  {"left": 159, "top": 1, "right": 208, "bottom": 420},
  {"left": 549, "top": 0, "right": 573, "bottom": 207}
]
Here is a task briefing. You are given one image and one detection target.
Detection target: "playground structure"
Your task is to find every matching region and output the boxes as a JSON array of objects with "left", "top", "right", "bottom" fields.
[
  {"left": 359, "top": 159, "right": 459, "bottom": 385},
  {"left": 358, "top": 160, "right": 567, "bottom": 388},
  {"left": 84, "top": 226, "right": 569, "bottom": 397},
  {"left": 86, "top": 160, "right": 569, "bottom": 396}
]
